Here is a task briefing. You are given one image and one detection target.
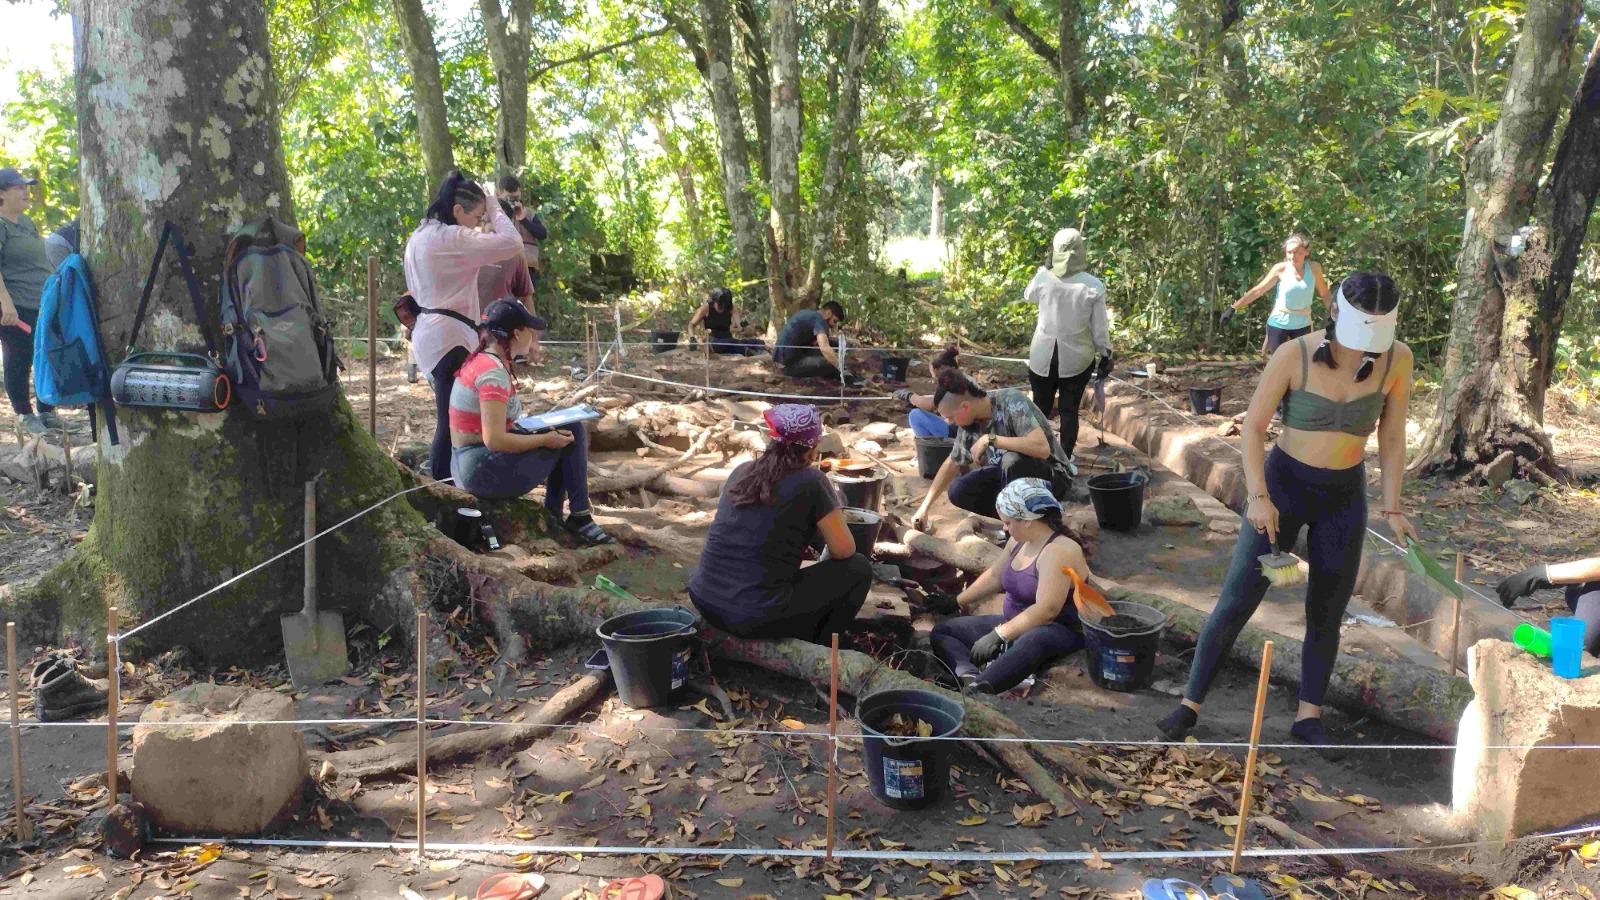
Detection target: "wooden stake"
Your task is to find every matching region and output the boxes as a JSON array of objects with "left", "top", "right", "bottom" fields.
[
  {"left": 825, "top": 633, "right": 840, "bottom": 863},
  {"left": 1229, "top": 639, "right": 1274, "bottom": 874},
  {"left": 838, "top": 335, "right": 846, "bottom": 403},
  {"left": 703, "top": 331, "right": 711, "bottom": 390},
  {"left": 1450, "top": 551, "right": 1465, "bottom": 674},
  {"left": 584, "top": 317, "right": 597, "bottom": 376},
  {"left": 367, "top": 255, "right": 378, "bottom": 436},
  {"left": 7, "top": 623, "right": 31, "bottom": 842},
  {"left": 105, "top": 607, "right": 119, "bottom": 807},
  {"left": 415, "top": 611, "right": 427, "bottom": 857}
]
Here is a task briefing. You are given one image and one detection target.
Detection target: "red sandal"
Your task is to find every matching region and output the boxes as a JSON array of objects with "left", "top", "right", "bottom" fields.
[
  {"left": 598, "top": 874, "right": 665, "bottom": 900},
  {"left": 475, "top": 873, "right": 547, "bottom": 900}
]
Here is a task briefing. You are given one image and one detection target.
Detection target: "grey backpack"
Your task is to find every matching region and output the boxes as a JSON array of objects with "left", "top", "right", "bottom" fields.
[{"left": 218, "top": 217, "right": 340, "bottom": 419}]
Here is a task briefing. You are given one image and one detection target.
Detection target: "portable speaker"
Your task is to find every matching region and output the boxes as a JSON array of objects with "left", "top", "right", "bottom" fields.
[{"left": 110, "top": 352, "right": 231, "bottom": 412}]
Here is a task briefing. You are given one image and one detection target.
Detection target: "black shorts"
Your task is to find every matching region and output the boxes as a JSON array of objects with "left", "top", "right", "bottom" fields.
[{"left": 1265, "top": 324, "right": 1311, "bottom": 353}]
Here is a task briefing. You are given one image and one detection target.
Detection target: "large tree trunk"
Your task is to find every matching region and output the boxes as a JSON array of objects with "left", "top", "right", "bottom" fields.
[
  {"left": 799, "top": 0, "right": 879, "bottom": 304},
  {"left": 693, "top": 0, "right": 768, "bottom": 309},
  {"left": 733, "top": 0, "right": 772, "bottom": 186},
  {"left": 651, "top": 115, "right": 707, "bottom": 251},
  {"left": 479, "top": 0, "right": 535, "bottom": 178},
  {"left": 766, "top": 0, "right": 803, "bottom": 320},
  {"left": 1526, "top": 35, "right": 1600, "bottom": 418},
  {"left": 929, "top": 176, "right": 945, "bottom": 241},
  {"left": 14, "top": 0, "right": 436, "bottom": 663},
  {"left": 392, "top": 0, "right": 456, "bottom": 185},
  {"left": 1410, "top": 0, "right": 1583, "bottom": 476},
  {"left": 1055, "top": 0, "right": 1086, "bottom": 124}
]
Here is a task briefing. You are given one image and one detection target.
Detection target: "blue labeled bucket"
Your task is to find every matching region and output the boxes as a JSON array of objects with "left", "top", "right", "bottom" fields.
[
  {"left": 858, "top": 688, "right": 965, "bottom": 810},
  {"left": 595, "top": 607, "right": 698, "bottom": 708},
  {"left": 1082, "top": 600, "right": 1166, "bottom": 692}
]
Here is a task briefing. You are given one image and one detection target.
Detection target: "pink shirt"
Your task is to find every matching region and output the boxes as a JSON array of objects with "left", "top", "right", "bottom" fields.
[{"left": 402, "top": 201, "right": 522, "bottom": 373}]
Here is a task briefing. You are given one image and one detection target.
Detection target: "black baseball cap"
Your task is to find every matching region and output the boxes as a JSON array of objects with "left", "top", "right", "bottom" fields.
[
  {"left": 482, "top": 299, "right": 547, "bottom": 335},
  {"left": 0, "top": 168, "right": 38, "bottom": 189}
]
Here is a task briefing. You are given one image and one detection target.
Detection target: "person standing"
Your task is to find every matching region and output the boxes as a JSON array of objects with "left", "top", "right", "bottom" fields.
[
  {"left": 0, "top": 168, "right": 61, "bottom": 434},
  {"left": 405, "top": 171, "right": 523, "bottom": 481},
  {"left": 1157, "top": 273, "right": 1415, "bottom": 746},
  {"left": 1221, "top": 234, "right": 1332, "bottom": 354},
  {"left": 496, "top": 174, "right": 548, "bottom": 293},
  {"left": 1025, "top": 228, "right": 1111, "bottom": 461}
]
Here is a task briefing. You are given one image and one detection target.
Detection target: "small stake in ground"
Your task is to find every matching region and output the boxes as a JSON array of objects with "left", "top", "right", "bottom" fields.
[
  {"left": 1229, "top": 639, "right": 1274, "bottom": 874},
  {"left": 415, "top": 611, "right": 427, "bottom": 857},
  {"left": 826, "top": 632, "right": 840, "bottom": 864},
  {"left": 1450, "top": 550, "right": 1465, "bottom": 674},
  {"left": 7, "top": 622, "right": 31, "bottom": 842},
  {"left": 367, "top": 255, "right": 378, "bottom": 436},
  {"left": 106, "top": 606, "right": 120, "bottom": 807}
]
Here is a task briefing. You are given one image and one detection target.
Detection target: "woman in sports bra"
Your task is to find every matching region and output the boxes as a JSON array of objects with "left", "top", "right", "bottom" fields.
[
  {"left": 931, "top": 478, "right": 1100, "bottom": 694},
  {"left": 1159, "top": 272, "right": 1417, "bottom": 745},
  {"left": 1221, "top": 234, "right": 1332, "bottom": 354}
]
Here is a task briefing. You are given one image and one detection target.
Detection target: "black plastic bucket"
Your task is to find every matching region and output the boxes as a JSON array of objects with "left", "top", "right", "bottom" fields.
[
  {"left": 1087, "top": 471, "right": 1147, "bottom": 530},
  {"left": 595, "top": 607, "right": 698, "bottom": 708},
  {"left": 829, "top": 466, "right": 886, "bottom": 512},
  {"left": 1082, "top": 600, "right": 1167, "bottom": 692},
  {"left": 843, "top": 508, "right": 883, "bottom": 555},
  {"left": 1187, "top": 385, "right": 1222, "bottom": 415},
  {"left": 914, "top": 436, "right": 954, "bottom": 479},
  {"left": 858, "top": 689, "right": 965, "bottom": 810},
  {"left": 881, "top": 356, "right": 911, "bottom": 382},
  {"left": 650, "top": 330, "right": 681, "bottom": 353}
]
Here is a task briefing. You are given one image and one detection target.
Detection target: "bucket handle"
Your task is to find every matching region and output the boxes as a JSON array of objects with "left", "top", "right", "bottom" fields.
[{"left": 854, "top": 647, "right": 964, "bottom": 748}]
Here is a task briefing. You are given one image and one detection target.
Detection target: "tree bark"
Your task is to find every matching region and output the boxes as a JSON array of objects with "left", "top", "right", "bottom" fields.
[
  {"left": 391, "top": 0, "right": 456, "bottom": 186},
  {"left": 693, "top": 0, "right": 768, "bottom": 308},
  {"left": 766, "top": 0, "right": 804, "bottom": 320},
  {"left": 1410, "top": 0, "right": 1583, "bottom": 476},
  {"left": 733, "top": 0, "right": 772, "bottom": 186},
  {"left": 1526, "top": 35, "right": 1600, "bottom": 418},
  {"left": 929, "top": 176, "right": 945, "bottom": 241},
  {"left": 799, "top": 0, "right": 879, "bottom": 304},
  {"left": 16, "top": 0, "right": 437, "bottom": 664},
  {"left": 985, "top": 0, "right": 1083, "bottom": 124},
  {"left": 652, "top": 114, "right": 707, "bottom": 251},
  {"left": 479, "top": 0, "right": 535, "bottom": 178}
]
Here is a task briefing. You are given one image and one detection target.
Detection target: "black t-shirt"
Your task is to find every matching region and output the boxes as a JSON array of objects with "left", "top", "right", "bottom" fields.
[
  {"left": 689, "top": 463, "right": 839, "bottom": 622},
  {"left": 704, "top": 299, "right": 734, "bottom": 334}
]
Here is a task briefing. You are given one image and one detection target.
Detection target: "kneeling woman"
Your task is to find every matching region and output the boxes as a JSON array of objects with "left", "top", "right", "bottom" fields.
[
  {"left": 1157, "top": 273, "right": 1415, "bottom": 745},
  {"left": 689, "top": 405, "right": 872, "bottom": 645},
  {"left": 931, "top": 479, "right": 1097, "bottom": 693},
  {"left": 450, "top": 300, "right": 613, "bottom": 545}
]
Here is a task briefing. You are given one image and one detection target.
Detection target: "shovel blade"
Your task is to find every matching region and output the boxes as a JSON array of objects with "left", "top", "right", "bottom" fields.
[{"left": 280, "top": 610, "right": 349, "bottom": 689}]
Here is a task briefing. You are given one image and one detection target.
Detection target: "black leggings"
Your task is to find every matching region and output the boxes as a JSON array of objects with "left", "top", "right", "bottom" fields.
[
  {"left": 1027, "top": 347, "right": 1092, "bottom": 455},
  {"left": 1183, "top": 447, "right": 1366, "bottom": 706},
  {"left": 1564, "top": 583, "right": 1600, "bottom": 655},
  {"left": 1, "top": 307, "right": 52, "bottom": 417},
  {"left": 947, "top": 453, "right": 1063, "bottom": 519},
  {"left": 782, "top": 350, "right": 841, "bottom": 380},
  {"left": 429, "top": 346, "right": 470, "bottom": 481},
  {"left": 693, "top": 554, "right": 873, "bottom": 646},
  {"left": 931, "top": 614, "right": 1085, "bottom": 692}
]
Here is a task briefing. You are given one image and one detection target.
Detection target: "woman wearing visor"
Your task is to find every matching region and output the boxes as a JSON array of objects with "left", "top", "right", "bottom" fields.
[{"left": 1158, "top": 273, "right": 1416, "bottom": 746}]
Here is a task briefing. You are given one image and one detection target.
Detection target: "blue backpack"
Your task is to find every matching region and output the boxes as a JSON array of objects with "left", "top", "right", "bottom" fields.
[{"left": 33, "top": 253, "right": 118, "bottom": 444}]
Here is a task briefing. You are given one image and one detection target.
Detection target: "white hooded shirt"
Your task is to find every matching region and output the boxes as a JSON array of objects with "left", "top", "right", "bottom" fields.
[{"left": 1024, "top": 266, "right": 1109, "bottom": 379}]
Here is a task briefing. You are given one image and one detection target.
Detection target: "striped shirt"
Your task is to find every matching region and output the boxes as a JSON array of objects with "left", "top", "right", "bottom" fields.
[{"left": 449, "top": 352, "right": 522, "bottom": 440}]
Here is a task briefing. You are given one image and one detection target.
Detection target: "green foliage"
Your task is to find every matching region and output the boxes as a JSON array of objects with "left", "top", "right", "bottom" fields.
[{"left": 0, "top": 65, "right": 78, "bottom": 230}]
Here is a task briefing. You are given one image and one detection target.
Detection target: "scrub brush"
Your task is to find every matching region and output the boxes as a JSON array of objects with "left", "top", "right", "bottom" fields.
[{"left": 1258, "top": 539, "right": 1306, "bottom": 587}]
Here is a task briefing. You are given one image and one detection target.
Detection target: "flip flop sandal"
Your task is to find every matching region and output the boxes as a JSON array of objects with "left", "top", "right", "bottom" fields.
[
  {"left": 598, "top": 874, "right": 665, "bottom": 900},
  {"left": 474, "top": 872, "right": 547, "bottom": 900}
]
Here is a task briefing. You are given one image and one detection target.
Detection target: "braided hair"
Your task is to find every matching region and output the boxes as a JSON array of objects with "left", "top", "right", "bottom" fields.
[
  {"left": 424, "top": 170, "right": 486, "bottom": 226},
  {"left": 1311, "top": 272, "right": 1400, "bottom": 383}
]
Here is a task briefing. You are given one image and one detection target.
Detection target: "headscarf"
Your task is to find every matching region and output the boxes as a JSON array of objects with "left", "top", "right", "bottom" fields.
[
  {"left": 762, "top": 404, "right": 823, "bottom": 447},
  {"left": 995, "top": 478, "right": 1061, "bottom": 521},
  {"left": 1050, "top": 228, "right": 1087, "bottom": 279}
]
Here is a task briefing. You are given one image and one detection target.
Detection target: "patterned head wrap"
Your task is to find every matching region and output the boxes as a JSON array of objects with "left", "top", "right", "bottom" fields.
[
  {"left": 995, "top": 478, "right": 1061, "bottom": 521},
  {"left": 763, "top": 404, "right": 823, "bottom": 447}
]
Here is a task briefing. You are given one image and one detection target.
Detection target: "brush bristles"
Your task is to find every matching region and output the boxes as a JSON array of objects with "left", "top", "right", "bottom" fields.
[{"left": 1261, "top": 563, "right": 1306, "bottom": 586}]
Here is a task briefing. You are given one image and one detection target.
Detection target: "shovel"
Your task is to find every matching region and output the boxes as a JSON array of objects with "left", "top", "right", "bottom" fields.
[{"left": 281, "top": 479, "right": 348, "bottom": 688}]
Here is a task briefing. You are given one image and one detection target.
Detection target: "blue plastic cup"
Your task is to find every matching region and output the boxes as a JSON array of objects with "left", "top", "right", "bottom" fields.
[{"left": 1550, "top": 616, "right": 1585, "bottom": 679}]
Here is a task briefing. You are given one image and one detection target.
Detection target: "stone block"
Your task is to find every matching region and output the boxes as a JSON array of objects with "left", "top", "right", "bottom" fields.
[
  {"left": 1144, "top": 494, "right": 1205, "bottom": 527},
  {"left": 859, "top": 421, "right": 900, "bottom": 444},
  {"left": 133, "top": 685, "right": 306, "bottom": 835},
  {"left": 1452, "top": 639, "right": 1600, "bottom": 840}
]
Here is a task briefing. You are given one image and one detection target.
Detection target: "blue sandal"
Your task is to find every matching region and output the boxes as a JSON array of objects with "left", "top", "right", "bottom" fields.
[{"left": 567, "top": 517, "right": 616, "bottom": 546}]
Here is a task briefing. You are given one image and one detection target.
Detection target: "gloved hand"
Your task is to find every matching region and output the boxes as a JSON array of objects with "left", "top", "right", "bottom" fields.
[
  {"left": 893, "top": 388, "right": 914, "bottom": 406},
  {"left": 1219, "top": 307, "right": 1237, "bottom": 327},
  {"left": 1496, "top": 564, "right": 1552, "bottom": 607},
  {"left": 969, "top": 630, "right": 1007, "bottom": 668},
  {"left": 1094, "top": 352, "right": 1113, "bottom": 381}
]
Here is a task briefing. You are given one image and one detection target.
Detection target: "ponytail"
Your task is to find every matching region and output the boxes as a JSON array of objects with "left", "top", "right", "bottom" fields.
[
  {"left": 1040, "top": 507, "right": 1093, "bottom": 559},
  {"left": 727, "top": 440, "right": 813, "bottom": 507},
  {"left": 424, "top": 170, "right": 487, "bottom": 226},
  {"left": 931, "top": 345, "right": 959, "bottom": 372},
  {"left": 1315, "top": 272, "right": 1399, "bottom": 382}
]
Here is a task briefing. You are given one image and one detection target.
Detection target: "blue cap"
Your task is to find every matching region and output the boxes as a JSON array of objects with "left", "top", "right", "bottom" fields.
[{"left": 0, "top": 168, "right": 37, "bottom": 189}]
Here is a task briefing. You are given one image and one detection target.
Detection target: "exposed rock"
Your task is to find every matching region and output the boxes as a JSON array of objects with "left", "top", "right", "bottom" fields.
[
  {"left": 859, "top": 421, "right": 900, "bottom": 444},
  {"left": 1480, "top": 450, "right": 1516, "bottom": 488},
  {"left": 132, "top": 685, "right": 306, "bottom": 835},
  {"left": 101, "top": 801, "right": 151, "bottom": 858},
  {"left": 1144, "top": 494, "right": 1205, "bottom": 527},
  {"left": 1452, "top": 639, "right": 1600, "bottom": 840},
  {"left": 1503, "top": 479, "right": 1538, "bottom": 505}
]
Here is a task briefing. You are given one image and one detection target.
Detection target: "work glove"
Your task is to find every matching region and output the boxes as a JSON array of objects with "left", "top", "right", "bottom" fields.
[
  {"left": 969, "top": 630, "right": 1008, "bottom": 668},
  {"left": 1219, "top": 307, "right": 1236, "bottom": 327},
  {"left": 1093, "top": 352, "right": 1113, "bottom": 381},
  {"left": 893, "top": 388, "right": 914, "bottom": 406},
  {"left": 1496, "top": 564, "right": 1552, "bottom": 608}
]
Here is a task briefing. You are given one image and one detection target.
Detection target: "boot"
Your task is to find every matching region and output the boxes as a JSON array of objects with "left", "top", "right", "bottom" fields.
[{"left": 33, "top": 656, "right": 108, "bottom": 722}]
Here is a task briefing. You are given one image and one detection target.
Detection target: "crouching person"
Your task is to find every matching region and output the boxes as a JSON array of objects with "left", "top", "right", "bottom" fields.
[
  {"left": 449, "top": 299, "right": 613, "bottom": 545},
  {"left": 689, "top": 404, "right": 872, "bottom": 646}
]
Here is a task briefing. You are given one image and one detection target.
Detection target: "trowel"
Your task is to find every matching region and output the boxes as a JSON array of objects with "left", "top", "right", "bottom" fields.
[{"left": 281, "top": 479, "right": 348, "bottom": 688}]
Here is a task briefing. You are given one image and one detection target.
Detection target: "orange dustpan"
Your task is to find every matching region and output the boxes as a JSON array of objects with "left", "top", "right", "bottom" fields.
[{"left": 1062, "top": 566, "right": 1115, "bottom": 620}]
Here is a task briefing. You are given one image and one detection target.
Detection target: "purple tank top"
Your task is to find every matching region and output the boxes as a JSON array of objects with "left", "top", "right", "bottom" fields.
[{"left": 1000, "top": 533, "right": 1079, "bottom": 626}]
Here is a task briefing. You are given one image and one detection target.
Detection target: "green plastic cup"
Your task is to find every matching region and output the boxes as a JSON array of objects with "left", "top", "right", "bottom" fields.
[{"left": 1513, "top": 623, "right": 1553, "bottom": 658}]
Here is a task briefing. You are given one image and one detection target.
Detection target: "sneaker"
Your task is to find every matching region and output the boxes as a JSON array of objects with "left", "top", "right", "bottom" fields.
[
  {"left": 1156, "top": 705, "right": 1198, "bottom": 741},
  {"left": 20, "top": 414, "right": 48, "bottom": 435},
  {"left": 38, "top": 411, "right": 67, "bottom": 431},
  {"left": 1290, "top": 717, "right": 1331, "bottom": 746},
  {"left": 1066, "top": 455, "right": 1079, "bottom": 477}
]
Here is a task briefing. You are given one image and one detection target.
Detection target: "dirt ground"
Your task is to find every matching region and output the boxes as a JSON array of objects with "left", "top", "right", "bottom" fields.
[{"left": 3, "top": 346, "right": 1600, "bottom": 897}]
